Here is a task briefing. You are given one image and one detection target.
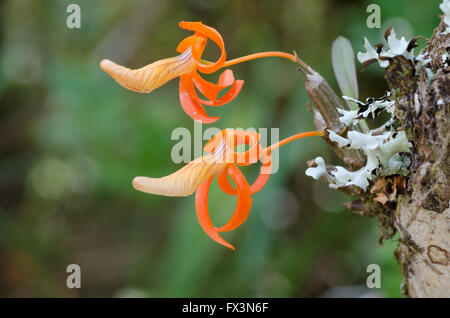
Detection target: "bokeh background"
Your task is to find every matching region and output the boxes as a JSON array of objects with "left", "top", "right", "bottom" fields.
[{"left": 0, "top": 0, "right": 441, "bottom": 297}]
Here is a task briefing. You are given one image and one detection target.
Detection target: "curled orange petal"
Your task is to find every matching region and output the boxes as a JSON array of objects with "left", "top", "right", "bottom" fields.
[
  {"left": 203, "top": 131, "right": 223, "bottom": 153},
  {"left": 203, "top": 129, "right": 236, "bottom": 162},
  {"left": 200, "top": 80, "right": 244, "bottom": 107},
  {"left": 232, "top": 130, "right": 261, "bottom": 166},
  {"left": 217, "top": 151, "right": 272, "bottom": 195},
  {"left": 204, "top": 129, "right": 262, "bottom": 166},
  {"left": 100, "top": 48, "right": 196, "bottom": 93},
  {"left": 192, "top": 69, "right": 235, "bottom": 101},
  {"left": 132, "top": 152, "right": 227, "bottom": 197},
  {"left": 176, "top": 35, "right": 206, "bottom": 60},
  {"left": 215, "top": 164, "right": 253, "bottom": 233},
  {"left": 249, "top": 152, "right": 272, "bottom": 194},
  {"left": 217, "top": 166, "right": 236, "bottom": 195},
  {"left": 179, "top": 21, "right": 226, "bottom": 74},
  {"left": 179, "top": 75, "right": 220, "bottom": 124},
  {"left": 183, "top": 73, "right": 244, "bottom": 115},
  {"left": 195, "top": 176, "right": 235, "bottom": 250}
]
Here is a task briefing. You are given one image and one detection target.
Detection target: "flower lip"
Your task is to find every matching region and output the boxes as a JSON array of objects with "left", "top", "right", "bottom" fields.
[
  {"left": 132, "top": 152, "right": 227, "bottom": 197},
  {"left": 100, "top": 48, "right": 197, "bottom": 93}
]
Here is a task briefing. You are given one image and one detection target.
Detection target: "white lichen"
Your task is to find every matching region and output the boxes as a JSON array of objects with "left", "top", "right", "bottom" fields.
[
  {"left": 337, "top": 107, "right": 359, "bottom": 126},
  {"left": 357, "top": 29, "right": 415, "bottom": 68},
  {"left": 382, "top": 29, "right": 414, "bottom": 60},
  {"left": 357, "top": 37, "right": 389, "bottom": 68},
  {"left": 306, "top": 92, "right": 412, "bottom": 191},
  {"left": 442, "top": 51, "right": 449, "bottom": 67},
  {"left": 415, "top": 51, "right": 432, "bottom": 75},
  {"left": 340, "top": 93, "right": 395, "bottom": 125},
  {"left": 328, "top": 130, "right": 351, "bottom": 147},
  {"left": 414, "top": 93, "right": 421, "bottom": 113},
  {"left": 440, "top": 0, "right": 450, "bottom": 34},
  {"left": 305, "top": 157, "right": 332, "bottom": 182},
  {"left": 414, "top": 51, "right": 439, "bottom": 84},
  {"left": 329, "top": 166, "right": 371, "bottom": 190},
  {"left": 425, "top": 68, "right": 435, "bottom": 84}
]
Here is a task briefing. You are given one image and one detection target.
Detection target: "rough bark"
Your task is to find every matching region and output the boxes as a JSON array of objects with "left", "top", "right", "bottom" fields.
[{"left": 388, "top": 20, "right": 449, "bottom": 298}]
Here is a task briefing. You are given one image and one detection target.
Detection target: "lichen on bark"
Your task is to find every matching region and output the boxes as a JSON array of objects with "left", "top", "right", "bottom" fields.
[
  {"left": 388, "top": 19, "right": 449, "bottom": 298},
  {"left": 304, "top": 17, "right": 449, "bottom": 297}
]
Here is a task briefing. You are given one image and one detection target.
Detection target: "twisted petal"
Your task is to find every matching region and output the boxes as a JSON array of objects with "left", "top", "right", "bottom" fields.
[
  {"left": 179, "top": 71, "right": 244, "bottom": 123},
  {"left": 100, "top": 48, "right": 196, "bottom": 93},
  {"left": 177, "top": 35, "right": 206, "bottom": 61},
  {"left": 195, "top": 164, "right": 253, "bottom": 250},
  {"left": 200, "top": 80, "right": 244, "bottom": 107},
  {"left": 215, "top": 164, "right": 252, "bottom": 233},
  {"left": 232, "top": 130, "right": 262, "bottom": 166},
  {"left": 179, "top": 21, "right": 226, "bottom": 74},
  {"left": 217, "top": 151, "right": 272, "bottom": 195},
  {"left": 195, "top": 176, "right": 235, "bottom": 250},
  {"left": 249, "top": 152, "right": 272, "bottom": 194},
  {"left": 132, "top": 152, "right": 227, "bottom": 197},
  {"left": 203, "top": 129, "right": 262, "bottom": 166},
  {"left": 179, "top": 74, "right": 220, "bottom": 123},
  {"left": 192, "top": 71, "right": 244, "bottom": 107},
  {"left": 192, "top": 69, "right": 235, "bottom": 101}
]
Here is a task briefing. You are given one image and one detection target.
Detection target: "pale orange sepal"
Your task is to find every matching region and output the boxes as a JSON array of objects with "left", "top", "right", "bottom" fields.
[
  {"left": 132, "top": 151, "right": 229, "bottom": 197},
  {"left": 100, "top": 48, "right": 197, "bottom": 94}
]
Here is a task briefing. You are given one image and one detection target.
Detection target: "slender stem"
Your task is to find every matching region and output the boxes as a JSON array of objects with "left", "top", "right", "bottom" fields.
[
  {"left": 222, "top": 51, "right": 297, "bottom": 67},
  {"left": 200, "top": 51, "right": 298, "bottom": 67},
  {"left": 265, "top": 131, "right": 324, "bottom": 153},
  {"left": 199, "top": 51, "right": 312, "bottom": 73}
]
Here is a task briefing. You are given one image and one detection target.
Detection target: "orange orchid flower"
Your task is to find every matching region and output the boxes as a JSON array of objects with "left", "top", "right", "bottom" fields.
[
  {"left": 100, "top": 21, "right": 301, "bottom": 123},
  {"left": 132, "top": 129, "right": 323, "bottom": 250}
]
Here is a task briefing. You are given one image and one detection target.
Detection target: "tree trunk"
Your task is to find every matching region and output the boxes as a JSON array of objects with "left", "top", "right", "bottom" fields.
[{"left": 388, "top": 20, "right": 449, "bottom": 298}]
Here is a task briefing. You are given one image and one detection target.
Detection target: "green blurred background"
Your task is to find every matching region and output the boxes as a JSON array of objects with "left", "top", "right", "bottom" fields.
[{"left": 0, "top": 0, "right": 441, "bottom": 297}]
